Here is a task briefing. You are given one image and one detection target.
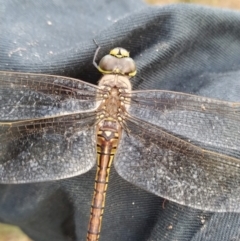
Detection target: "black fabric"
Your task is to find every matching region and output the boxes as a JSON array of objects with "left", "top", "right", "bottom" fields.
[{"left": 1, "top": 1, "right": 240, "bottom": 241}]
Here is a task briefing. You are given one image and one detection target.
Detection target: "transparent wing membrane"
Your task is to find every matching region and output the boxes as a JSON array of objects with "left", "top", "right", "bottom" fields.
[
  {"left": 126, "top": 90, "right": 240, "bottom": 158},
  {"left": 0, "top": 71, "right": 99, "bottom": 183},
  {"left": 114, "top": 116, "right": 240, "bottom": 212},
  {"left": 0, "top": 71, "right": 100, "bottom": 120},
  {"left": 0, "top": 113, "right": 97, "bottom": 183}
]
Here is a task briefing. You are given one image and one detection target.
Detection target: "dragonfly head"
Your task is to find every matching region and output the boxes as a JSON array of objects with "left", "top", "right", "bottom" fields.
[{"left": 97, "top": 47, "right": 137, "bottom": 77}]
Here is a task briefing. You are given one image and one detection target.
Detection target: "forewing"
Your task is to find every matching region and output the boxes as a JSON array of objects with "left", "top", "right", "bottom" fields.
[
  {"left": 114, "top": 117, "right": 240, "bottom": 212},
  {"left": 0, "top": 112, "right": 97, "bottom": 183},
  {"left": 126, "top": 90, "right": 240, "bottom": 158},
  {"left": 0, "top": 71, "right": 99, "bottom": 120}
]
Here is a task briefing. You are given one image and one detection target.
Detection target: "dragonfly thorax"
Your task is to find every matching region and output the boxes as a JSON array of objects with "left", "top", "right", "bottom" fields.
[{"left": 97, "top": 85, "right": 127, "bottom": 126}]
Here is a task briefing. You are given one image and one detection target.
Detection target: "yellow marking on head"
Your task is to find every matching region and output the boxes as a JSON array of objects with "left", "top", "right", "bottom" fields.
[
  {"left": 110, "top": 48, "right": 130, "bottom": 58},
  {"left": 96, "top": 66, "right": 113, "bottom": 74},
  {"left": 128, "top": 69, "right": 137, "bottom": 77}
]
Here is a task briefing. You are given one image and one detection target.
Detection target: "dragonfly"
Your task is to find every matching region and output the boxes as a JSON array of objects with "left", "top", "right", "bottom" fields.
[{"left": 0, "top": 46, "right": 240, "bottom": 241}]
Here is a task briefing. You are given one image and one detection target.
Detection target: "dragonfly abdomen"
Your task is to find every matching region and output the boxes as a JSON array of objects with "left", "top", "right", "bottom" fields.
[{"left": 87, "top": 125, "right": 121, "bottom": 241}]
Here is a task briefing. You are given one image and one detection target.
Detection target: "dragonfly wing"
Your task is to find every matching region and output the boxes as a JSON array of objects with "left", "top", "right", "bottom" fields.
[
  {"left": 0, "top": 71, "right": 99, "bottom": 120},
  {"left": 126, "top": 90, "right": 240, "bottom": 158},
  {"left": 0, "top": 112, "right": 97, "bottom": 183},
  {"left": 114, "top": 117, "right": 240, "bottom": 212}
]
